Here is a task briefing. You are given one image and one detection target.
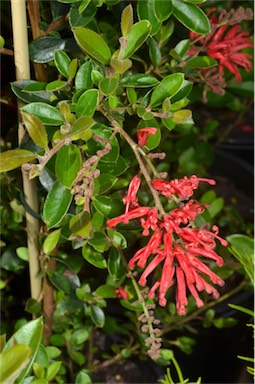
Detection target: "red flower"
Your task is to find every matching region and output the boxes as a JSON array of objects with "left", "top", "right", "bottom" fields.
[
  {"left": 189, "top": 10, "right": 253, "bottom": 82},
  {"left": 106, "top": 175, "right": 227, "bottom": 315},
  {"left": 137, "top": 127, "right": 157, "bottom": 146},
  {"left": 115, "top": 286, "right": 128, "bottom": 300},
  {"left": 152, "top": 175, "right": 215, "bottom": 199}
]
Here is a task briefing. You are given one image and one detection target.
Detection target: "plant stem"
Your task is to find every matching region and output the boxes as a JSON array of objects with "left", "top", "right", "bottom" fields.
[
  {"left": 98, "top": 106, "right": 165, "bottom": 216},
  {"left": 10, "top": 0, "right": 42, "bottom": 302}
]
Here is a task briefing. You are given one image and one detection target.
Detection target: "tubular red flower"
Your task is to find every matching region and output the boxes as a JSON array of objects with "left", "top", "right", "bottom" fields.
[
  {"left": 115, "top": 286, "right": 129, "bottom": 300},
  {"left": 123, "top": 175, "right": 141, "bottom": 213},
  {"left": 106, "top": 206, "right": 151, "bottom": 227},
  {"left": 137, "top": 127, "right": 157, "bottom": 146}
]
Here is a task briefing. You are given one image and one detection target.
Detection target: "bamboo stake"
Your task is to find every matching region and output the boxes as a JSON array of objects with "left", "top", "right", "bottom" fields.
[{"left": 10, "top": 0, "right": 42, "bottom": 301}]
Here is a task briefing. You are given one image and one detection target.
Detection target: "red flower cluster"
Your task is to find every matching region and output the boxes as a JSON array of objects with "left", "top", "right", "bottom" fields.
[
  {"left": 189, "top": 9, "right": 253, "bottom": 82},
  {"left": 107, "top": 175, "right": 227, "bottom": 315}
]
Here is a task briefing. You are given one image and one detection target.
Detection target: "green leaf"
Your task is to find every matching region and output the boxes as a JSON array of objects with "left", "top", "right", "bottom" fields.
[
  {"left": 171, "top": 80, "right": 193, "bottom": 103},
  {"left": 46, "top": 361, "right": 62, "bottom": 381},
  {"left": 108, "top": 247, "right": 125, "bottom": 279},
  {"left": 207, "top": 197, "right": 224, "bottom": 218},
  {"left": 137, "top": 118, "right": 161, "bottom": 150},
  {"left": 213, "top": 317, "right": 238, "bottom": 328},
  {"left": 108, "top": 230, "right": 127, "bottom": 249},
  {"left": 47, "top": 271, "right": 71, "bottom": 293},
  {"left": 23, "top": 82, "right": 47, "bottom": 92},
  {"left": 11, "top": 81, "right": 52, "bottom": 104},
  {"left": 227, "top": 81, "right": 254, "bottom": 98},
  {"left": 33, "top": 362, "right": 45, "bottom": 379},
  {"left": 97, "top": 156, "right": 128, "bottom": 176},
  {"left": 22, "top": 103, "right": 64, "bottom": 126},
  {"left": 75, "top": 89, "right": 99, "bottom": 118},
  {"left": 75, "top": 61, "right": 93, "bottom": 90},
  {"left": 154, "top": 0, "right": 173, "bottom": 21},
  {"left": 42, "top": 180, "right": 73, "bottom": 229},
  {"left": 185, "top": 56, "right": 217, "bottom": 68},
  {"left": 95, "top": 284, "right": 116, "bottom": 298},
  {"left": 16, "top": 247, "right": 29, "bottom": 261},
  {"left": 69, "top": 115, "right": 94, "bottom": 140},
  {"left": 30, "top": 36, "right": 66, "bottom": 63},
  {"left": 172, "top": 0, "right": 210, "bottom": 34},
  {"left": 71, "top": 329, "right": 90, "bottom": 346},
  {"left": 93, "top": 174, "right": 117, "bottom": 195},
  {"left": 75, "top": 370, "right": 92, "bottom": 384},
  {"left": 82, "top": 246, "right": 107, "bottom": 269},
  {"left": 43, "top": 229, "right": 61, "bottom": 254},
  {"left": 148, "top": 37, "right": 161, "bottom": 67},
  {"left": 90, "top": 305, "right": 105, "bottom": 327},
  {"left": 69, "top": 2, "right": 97, "bottom": 28},
  {"left": 88, "top": 232, "right": 110, "bottom": 252},
  {"left": 78, "top": 0, "right": 91, "bottom": 12},
  {"left": 137, "top": 0, "right": 162, "bottom": 36},
  {"left": 68, "top": 59, "right": 78, "bottom": 81},
  {"left": 0, "top": 344, "right": 31, "bottom": 384},
  {"left": 0, "top": 149, "right": 37, "bottom": 172},
  {"left": 69, "top": 211, "right": 92, "bottom": 238},
  {"left": 110, "top": 57, "right": 133, "bottom": 74},
  {"left": 150, "top": 73, "right": 184, "bottom": 107},
  {"left": 73, "top": 27, "right": 111, "bottom": 65},
  {"left": 55, "top": 144, "right": 82, "bottom": 187},
  {"left": 99, "top": 77, "right": 118, "bottom": 96},
  {"left": 46, "top": 346, "right": 61, "bottom": 359},
  {"left": 3, "top": 317, "right": 43, "bottom": 383},
  {"left": 228, "top": 304, "right": 254, "bottom": 317},
  {"left": 172, "top": 109, "right": 192, "bottom": 124},
  {"left": 121, "top": 4, "right": 133, "bottom": 37},
  {"left": 92, "top": 196, "right": 123, "bottom": 218},
  {"left": 21, "top": 111, "right": 48, "bottom": 151},
  {"left": 120, "top": 20, "right": 151, "bottom": 59},
  {"left": 227, "top": 234, "right": 254, "bottom": 258},
  {"left": 119, "top": 73, "right": 159, "bottom": 88},
  {"left": 25, "top": 298, "right": 41, "bottom": 314},
  {"left": 172, "top": 38, "right": 190, "bottom": 58},
  {"left": 49, "top": 335, "right": 66, "bottom": 347},
  {"left": 86, "top": 125, "right": 119, "bottom": 163},
  {"left": 45, "top": 80, "right": 69, "bottom": 92},
  {"left": 54, "top": 50, "right": 71, "bottom": 78}
]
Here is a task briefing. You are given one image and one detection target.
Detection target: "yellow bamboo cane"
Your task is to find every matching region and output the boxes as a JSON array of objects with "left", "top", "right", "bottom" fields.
[{"left": 10, "top": 0, "right": 41, "bottom": 301}]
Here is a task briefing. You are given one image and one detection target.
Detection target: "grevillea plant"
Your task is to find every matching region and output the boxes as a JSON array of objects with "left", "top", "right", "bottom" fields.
[{"left": 0, "top": 0, "right": 253, "bottom": 382}]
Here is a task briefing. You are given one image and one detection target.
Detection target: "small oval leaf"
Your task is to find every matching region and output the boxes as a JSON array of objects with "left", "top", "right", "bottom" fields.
[
  {"left": 120, "top": 20, "right": 151, "bottom": 60},
  {"left": 150, "top": 73, "right": 184, "bottom": 107},
  {"left": 0, "top": 149, "right": 37, "bottom": 172},
  {"left": 172, "top": 0, "right": 210, "bottom": 34},
  {"left": 22, "top": 103, "right": 64, "bottom": 126},
  {"left": 75, "top": 89, "right": 99, "bottom": 118},
  {"left": 55, "top": 144, "right": 82, "bottom": 188},
  {"left": 73, "top": 27, "right": 111, "bottom": 65},
  {"left": 54, "top": 50, "right": 71, "bottom": 78},
  {"left": 21, "top": 111, "right": 48, "bottom": 150},
  {"left": 121, "top": 4, "right": 133, "bottom": 37}
]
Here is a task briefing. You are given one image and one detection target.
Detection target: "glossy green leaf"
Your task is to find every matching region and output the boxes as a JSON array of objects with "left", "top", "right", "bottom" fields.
[
  {"left": 69, "top": 2, "right": 97, "bottom": 28},
  {"left": 150, "top": 73, "right": 184, "bottom": 107},
  {"left": 55, "top": 144, "right": 82, "bottom": 187},
  {"left": 120, "top": 20, "right": 151, "bottom": 59},
  {"left": 30, "top": 37, "right": 66, "bottom": 63},
  {"left": 158, "top": 19, "right": 175, "bottom": 47},
  {"left": 108, "top": 247, "right": 125, "bottom": 278},
  {"left": 99, "top": 77, "right": 118, "bottom": 96},
  {"left": 93, "top": 174, "right": 117, "bottom": 195},
  {"left": 172, "top": 38, "right": 190, "bottom": 58},
  {"left": 47, "top": 271, "right": 71, "bottom": 293},
  {"left": 54, "top": 50, "right": 71, "bottom": 78},
  {"left": 23, "top": 82, "right": 47, "bottom": 92},
  {"left": 172, "top": 0, "right": 210, "bottom": 34},
  {"left": 46, "top": 80, "right": 68, "bottom": 92},
  {"left": 75, "top": 61, "right": 93, "bottom": 90},
  {"left": 78, "top": 0, "right": 91, "bottom": 12},
  {"left": 95, "top": 284, "right": 116, "bottom": 298},
  {"left": 71, "top": 329, "right": 90, "bottom": 346},
  {"left": 3, "top": 317, "right": 43, "bottom": 383},
  {"left": 148, "top": 37, "right": 161, "bottom": 67},
  {"left": 97, "top": 156, "right": 128, "bottom": 176},
  {"left": 21, "top": 111, "right": 48, "bottom": 150},
  {"left": 86, "top": 125, "right": 119, "bottom": 163},
  {"left": 69, "top": 115, "right": 94, "bottom": 139},
  {"left": 68, "top": 58, "right": 78, "bottom": 81},
  {"left": 183, "top": 0, "right": 206, "bottom": 3},
  {"left": 42, "top": 180, "right": 73, "bottom": 229},
  {"left": 88, "top": 232, "right": 110, "bottom": 253},
  {"left": 11, "top": 81, "right": 52, "bottom": 104},
  {"left": 90, "top": 305, "right": 105, "bottom": 327},
  {"left": 82, "top": 246, "right": 107, "bottom": 269},
  {"left": 73, "top": 27, "right": 111, "bottom": 65},
  {"left": 33, "top": 362, "right": 45, "bottom": 379},
  {"left": 42, "top": 229, "right": 61, "bottom": 254},
  {"left": 92, "top": 196, "right": 123, "bottom": 218},
  {"left": 75, "top": 89, "right": 99, "bottom": 118},
  {"left": 137, "top": 0, "right": 162, "bottom": 36},
  {"left": 171, "top": 80, "right": 193, "bottom": 103},
  {"left": 16, "top": 247, "right": 29, "bottom": 261},
  {"left": 185, "top": 56, "right": 217, "bottom": 68},
  {"left": 0, "top": 344, "right": 31, "bottom": 384},
  {"left": 121, "top": 4, "right": 133, "bottom": 37},
  {"left": 119, "top": 73, "right": 159, "bottom": 88},
  {"left": 0, "top": 149, "right": 37, "bottom": 172},
  {"left": 22, "top": 103, "right": 64, "bottom": 126},
  {"left": 69, "top": 212, "right": 92, "bottom": 238},
  {"left": 154, "top": 0, "right": 173, "bottom": 21},
  {"left": 227, "top": 234, "right": 254, "bottom": 257}
]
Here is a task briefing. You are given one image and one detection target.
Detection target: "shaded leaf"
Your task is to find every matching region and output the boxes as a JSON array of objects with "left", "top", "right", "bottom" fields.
[
  {"left": 185, "top": 56, "right": 217, "bottom": 68},
  {"left": 54, "top": 50, "right": 71, "bottom": 78},
  {"left": 11, "top": 81, "right": 52, "bottom": 104},
  {"left": 21, "top": 111, "right": 48, "bottom": 150},
  {"left": 137, "top": 0, "right": 162, "bottom": 36},
  {"left": 93, "top": 174, "right": 117, "bottom": 195},
  {"left": 154, "top": 0, "right": 173, "bottom": 21},
  {"left": 82, "top": 246, "right": 107, "bottom": 269},
  {"left": 30, "top": 36, "right": 66, "bottom": 63},
  {"left": 69, "top": 2, "right": 97, "bottom": 28},
  {"left": 47, "top": 271, "right": 71, "bottom": 293},
  {"left": 69, "top": 212, "right": 92, "bottom": 238},
  {"left": 90, "top": 305, "right": 105, "bottom": 327},
  {"left": 0, "top": 149, "right": 37, "bottom": 172}
]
